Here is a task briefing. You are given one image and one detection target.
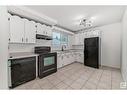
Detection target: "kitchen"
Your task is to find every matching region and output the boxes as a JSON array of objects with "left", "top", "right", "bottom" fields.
[{"left": 0, "top": 6, "right": 127, "bottom": 90}]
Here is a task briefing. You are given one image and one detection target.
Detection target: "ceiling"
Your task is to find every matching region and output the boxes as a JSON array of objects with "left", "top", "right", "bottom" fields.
[{"left": 26, "top": 6, "right": 125, "bottom": 32}]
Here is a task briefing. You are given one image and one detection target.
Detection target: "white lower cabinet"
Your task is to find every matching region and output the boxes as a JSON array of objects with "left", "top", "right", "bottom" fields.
[
  {"left": 74, "top": 53, "right": 78, "bottom": 62},
  {"left": 57, "top": 54, "right": 63, "bottom": 69},
  {"left": 57, "top": 51, "right": 84, "bottom": 68},
  {"left": 61, "top": 54, "right": 66, "bottom": 66},
  {"left": 64, "top": 54, "right": 68, "bottom": 66},
  {"left": 69, "top": 53, "right": 73, "bottom": 64},
  {"left": 75, "top": 52, "right": 84, "bottom": 63},
  {"left": 81, "top": 54, "right": 84, "bottom": 63}
]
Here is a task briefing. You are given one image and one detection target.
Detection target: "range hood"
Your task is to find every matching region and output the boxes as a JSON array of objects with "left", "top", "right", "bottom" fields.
[{"left": 36, "top": 34, "right": 52, "bottom": 40}]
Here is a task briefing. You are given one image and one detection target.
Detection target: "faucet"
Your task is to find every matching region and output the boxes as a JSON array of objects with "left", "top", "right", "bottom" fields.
[{"left": 61, "top": 45, "right": 66, "bottom": 51}]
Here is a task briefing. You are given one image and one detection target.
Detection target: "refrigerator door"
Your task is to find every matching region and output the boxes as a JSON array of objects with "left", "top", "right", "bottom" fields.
[{"left": 84, "top": 37, "right": 99, "bottom": 68}]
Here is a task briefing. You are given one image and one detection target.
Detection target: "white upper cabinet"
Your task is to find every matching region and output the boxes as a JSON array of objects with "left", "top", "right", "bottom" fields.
[
  {"left": 79, "top": 33, "right": 84, "bottom": 45},
  {"left": 46, "top": 26, "right": 52, "bottom": 36},
  {"left": 24, "top": 19, "right": 36, "bottom": 43},
  {"left": 36, "top": 23, "right": 52, "bottom": 37},
  {"left": 36, "top": 23, "right": 45, "bottom": 35},
  {"left": 9, "top": 15, "right": 24, "bottom": 43},
  {"left": 72, "top": 33, "right": 85, "bottom": 45},
  {"left": 74, "top": 34, "right": 80, "bottom": 45},
  {"left": 9, "top": 15, "right": 36, "bottom": 44}
]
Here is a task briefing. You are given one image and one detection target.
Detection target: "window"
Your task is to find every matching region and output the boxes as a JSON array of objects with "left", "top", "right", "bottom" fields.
[
  {"left": 61, "top": 33, "right": 68, "bottom": 45},
  {"left": 52, "top": 32, "right": 61, "bottom": 45},
  {"left": 52, "top": 31, "right": 68, "bottom": 46}
]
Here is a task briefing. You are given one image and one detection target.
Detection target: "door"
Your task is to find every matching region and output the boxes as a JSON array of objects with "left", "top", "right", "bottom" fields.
[
  {"left": 84, "top": 37, "right": 99, "bottom": 68},
  {"left": 9, "top": 16, "right": 24, "bottom": 43},
  {"left": 24, "top": 19, "right": 36, "bottom": 43}
]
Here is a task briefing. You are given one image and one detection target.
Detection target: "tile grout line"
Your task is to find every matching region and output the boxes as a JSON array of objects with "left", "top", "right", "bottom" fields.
[
  {"left": 80, "top": 69, "right": 97, "bottom": 89},
  {"left": 96, "top": 69, "right": 104, "bottom": 89}
]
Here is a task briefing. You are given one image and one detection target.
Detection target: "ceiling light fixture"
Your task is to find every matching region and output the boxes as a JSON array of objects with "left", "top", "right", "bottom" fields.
[{"left": 80, "top": 18, "right": 93, "bottom": 27}]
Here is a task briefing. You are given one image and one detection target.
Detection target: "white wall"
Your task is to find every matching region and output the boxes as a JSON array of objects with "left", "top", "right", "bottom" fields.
[
  {"left": 121, "top": 8, "right": 127, "bottom": 82},
  {"left": 97, "top": 22, "right": 122, "bottom": 68},
  {"left": 0, "top": 6, "right": 9, "bottom": 89}
]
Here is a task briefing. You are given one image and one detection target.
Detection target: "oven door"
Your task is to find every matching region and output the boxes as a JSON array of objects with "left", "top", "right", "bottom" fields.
[{"left": 38, "top": 52, "right": 57, "bottom": 78}]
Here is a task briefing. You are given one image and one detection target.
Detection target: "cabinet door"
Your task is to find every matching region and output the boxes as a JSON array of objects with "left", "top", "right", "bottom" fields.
[
  {"left": 69, "top": 53, "right": 72, "bottom": 64},
  {"left": 43, "top": 24, "right": 47, "bottom": 35},
  {"left": 61, "top": 55, "right": 65, "bottom": 67},
  {"left": 57, "top": 54, "right": 62, "bottom": 68},
  {"left": 9, "top": 16, "right": 24, "bottom": 43},
  {"left": 71, "top": 53, "right": 75, "bottom": 63},
  {"left": 24, "top": 19, "right": 36, "bottom": 43},
  {"left": 66, "top": 53, "right": 70, "bottom": 65},
  {"left": 62, "top": 54, "right": 67, "bottom": 66},
  {"left": 71, "top": 35, "right": 75, "bottom": 45},
  {"left": 37, "top": 23, "right": 45, "bottom": 35},
  {"left": 47, "top": 26, "right": 52, "bottom": 36},
  {"left": 75, "top": 34, "right": 80, "bottom": 45},
  {"left": 75, "top": 53, "right": 78, "bottom": 62},
  {"left": 81, "top": 54, "right": 84, "bottom": 63},
  {"left": 74, "top": 34, "right": 78, "bottom": 45},
  {"left": 80, "top": 33, "right": 84, "bottom": 45},
  {"left": 78, "top": 53, "right": 82, "bottom": 63}
]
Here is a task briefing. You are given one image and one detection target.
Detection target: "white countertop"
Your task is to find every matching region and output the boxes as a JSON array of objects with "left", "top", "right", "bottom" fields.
[
  {"left": 52, "top": 49, "right": 84, "bottom": 54},
  {"left": 8, "top": 49, "right": 84, "bottom": 59},
  {"left": 9, "top": 52, "right": 39, "bottom": 59}
]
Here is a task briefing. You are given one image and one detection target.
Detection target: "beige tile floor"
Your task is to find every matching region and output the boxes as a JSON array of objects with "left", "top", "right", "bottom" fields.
[{"left": 14, "top": 62, "right": 125, "bottom": 90}]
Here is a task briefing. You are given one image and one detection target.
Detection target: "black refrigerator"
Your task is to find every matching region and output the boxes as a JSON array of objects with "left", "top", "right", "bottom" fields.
[{"left": 84, "top": 37, "right": 100, "bottom": 69}]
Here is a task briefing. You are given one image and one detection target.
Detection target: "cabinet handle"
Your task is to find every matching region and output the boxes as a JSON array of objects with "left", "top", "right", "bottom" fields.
[
  {"left": 22, "top": 38, "right": 23, "bottom": 42},
  {"left": 9, "top": 38, "right": 10, "bottom": 42},
  {"left": 8, "top": 18, "right": 10, "bottom": 21}
]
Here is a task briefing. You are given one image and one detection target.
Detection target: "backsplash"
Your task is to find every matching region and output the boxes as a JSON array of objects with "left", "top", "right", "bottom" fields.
[
  {"left": 9, "top": 39, "right": 73, "bottom": 53},
  {"left": 9, "top": 39, "right": 52, "bottom": 53}
]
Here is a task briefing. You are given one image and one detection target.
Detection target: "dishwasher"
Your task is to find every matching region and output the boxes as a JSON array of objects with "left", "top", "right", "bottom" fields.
[{"left": 8, "top": 57, "right": 36, "bottom": 88}]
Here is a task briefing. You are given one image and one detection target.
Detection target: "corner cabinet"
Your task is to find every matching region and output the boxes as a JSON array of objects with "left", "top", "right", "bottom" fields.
[{"left": 9, "top": 15, "right": 36, "bottom": 43}]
